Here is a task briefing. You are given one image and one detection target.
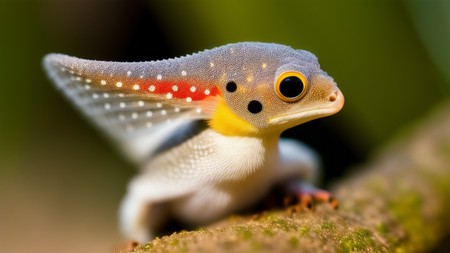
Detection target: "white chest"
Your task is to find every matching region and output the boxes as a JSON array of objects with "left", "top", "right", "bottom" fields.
[{"left": 169, "top": 130, "right": 279, "bottom": 224}]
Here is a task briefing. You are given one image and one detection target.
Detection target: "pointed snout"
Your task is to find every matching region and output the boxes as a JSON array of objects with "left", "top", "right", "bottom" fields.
[
  {"left": 310, "top": 73, "right": 344, "bottom": 114},
  {"left": 328, "top": 86, "right": 344, "bottom": 113}
]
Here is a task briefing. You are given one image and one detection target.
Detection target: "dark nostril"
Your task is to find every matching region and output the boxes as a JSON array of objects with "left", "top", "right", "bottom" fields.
[{"left": 329, "top": 91, "right": 337, "bottom": 102}]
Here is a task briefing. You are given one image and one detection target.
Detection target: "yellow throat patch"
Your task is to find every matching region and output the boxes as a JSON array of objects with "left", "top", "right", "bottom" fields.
[{"left": 208, "top": 97, "right": 259, "bottom": 136}]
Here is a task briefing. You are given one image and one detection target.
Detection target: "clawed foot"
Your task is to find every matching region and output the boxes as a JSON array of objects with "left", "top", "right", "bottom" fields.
[
  {"left": 115, "top": 240, "right": 139, "bottom": 252},
  {"left": 283, "top": 183, "right": 338, "bottom": 212}
]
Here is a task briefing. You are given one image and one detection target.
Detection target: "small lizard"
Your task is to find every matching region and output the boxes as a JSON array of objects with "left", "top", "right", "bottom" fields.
[{"left": 43, "top": 42, "right": 344, "bottom": 242}]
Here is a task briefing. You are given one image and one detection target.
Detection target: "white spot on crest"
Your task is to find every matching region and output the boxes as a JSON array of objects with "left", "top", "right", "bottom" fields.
[
  {"left": 92, "top": 93, "right": 99, "bottom": 99},
  {"left": 138, "top": 101, "right": 144, "bottom": 107},
  {"left": 116, "top": 82, "right": 123, "bottom": 88},
  {"left": 85, "top": 78, "right": 92, "bottom": 83},
  {"left": 103, "top": 93, "right": 109, "bottom": 98},
  {"left": 174, "top": 107, "right": 180, "bottom": 112},
  {"left": 139, "top": 75, "right": 144, "bottom": 79},
  {"left": 127, "top": 71, "right": 132, "bottom": 76},
  {"left": 118, "top": 93, "right": 124, "bottom": 97},
  {"left": 76, "top": 77, "right": 81, "bottom": 81},
  {"left": 262, "top": 63, "right": 267, "bottom": 69},
  {"left": 157, "top": 74, "right": 162, "bottom": 80},
  {"left": 172, "top": 85, "right": 178, "bottom": 92},
  {"left": 204, "top": 89, "right": 210, "bottom": 95},
  {"left": 161, "top": 110, "right": 167, "bottom": 115},
  {"left": 101, "top": 80, "right": 107, "bottom": 85},
  {"left": 166, "top": 93, "right": 173, "bottom": 99},
  {"left": 149, "top": 85, "right": 155, "bottom": 92},
  {"left": 190, "top": 86, "right": 196, "bottom": 92},
  {"left": 210, "top": 62, "right": 215, "bottom": 67},
  {"left": 181, "top": 70, "right": 187, "bottom": 76},
  {"left": 186, "top": 97, "right": 192, "bottom": 103},
  {"left": 133, "top": 84, "right": 140, "bottom": 90},
  {"left": 131, "top": 112, "right": 138, "bottom": 119},
  {"left": 156, "top": 103, "right": 162, "bottom": 108},
  {"left": 84, "top": 84, "right": 91, "bottom": 90},
  {"left": 120, "top": 102, "right": 126, "bottom": 108},
  {"left": 146, "top": 111, "right": 153, "bottom": 117},
  {"left": 196, "top": 108, "right": 202, "bottom": 114},
  {"left": 104, "top": 103, "right": 111, "bottom": 110}
]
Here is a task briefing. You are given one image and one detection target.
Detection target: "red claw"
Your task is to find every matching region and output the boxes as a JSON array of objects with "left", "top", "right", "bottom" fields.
[{"left": 284, "top": 183, "right": 339, "bottom": 211}]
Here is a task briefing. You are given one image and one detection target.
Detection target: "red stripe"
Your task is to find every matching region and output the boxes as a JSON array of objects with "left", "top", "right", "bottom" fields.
[{"left": 134, "top": 80, "right": 219, "bottom": 101}]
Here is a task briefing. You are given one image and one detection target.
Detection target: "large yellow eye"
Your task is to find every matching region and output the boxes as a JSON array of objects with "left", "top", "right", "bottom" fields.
[{"left": 275, "top": 71, "right": 308, "bottom": 102}]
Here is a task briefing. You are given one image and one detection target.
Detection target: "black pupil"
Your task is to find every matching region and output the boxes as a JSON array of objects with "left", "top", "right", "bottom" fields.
[
  {"left": 247, "top": 100, "right": 263, "bottom": 114},
  {"left": 279, "top": 76, "right": 304, "bottom": 98},
  {"left": 226, "top": 81, "right": 237, "bottom": 92}
]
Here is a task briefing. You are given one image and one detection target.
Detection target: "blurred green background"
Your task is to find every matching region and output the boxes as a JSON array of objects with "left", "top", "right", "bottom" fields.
[{"left": 0, "top": 1, "right": 448, "bottom": 252}]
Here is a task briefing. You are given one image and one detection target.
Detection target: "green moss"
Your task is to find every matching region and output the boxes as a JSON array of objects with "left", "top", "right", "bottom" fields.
[
  {"left": 234, "top": 225, "right": 253, "bottom": 241},
  {"left": 142, "top": 243, "right": 152, "bottom": 250},
  {"left": 394, "top": 246, "right": 407, "bottom": 253},
  {"left": 251, "top": 241, "right": 264, "bottom": 251},
  {"left": 170, "top": 238, "right": 179, "bottom": 247},
  {"left": 377, "top": 222, "right": 404, "bottom": 253},
  {"left": 262, "top": 228, "right": 275, "bottom": 237},
  {"left": 398, "top": 167, "right": 450, "bottom": 250},
  {"left": 288, "top": 236, "right": 299, "bottom": 249},
  {"left": 195, "top": 227, "right": 205, "bottom": 232},
  {"left": 321, "top": 221, "right": 335, "bottom": 232},
  {"left": 388, "top": 190, "right": 437, "bottom": 251},
  {"left": 376, "top": 222, "right": 389, "bottom": 235},
  {"left": 298, "top": 225, "right": 310, "bottom": 236},
  {"left": 337, "top": 228, "right": 378, "bottom": 253},
  {"left": 265, "top": 216, "right": 295, "bottom": 232}
]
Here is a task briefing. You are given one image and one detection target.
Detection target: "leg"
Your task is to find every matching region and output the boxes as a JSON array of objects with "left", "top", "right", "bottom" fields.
[
  {"left": 277, "top": 138, "right": 337, "bottom": 210},
  {"left": 119, "top": 183, "right": 170, "bottom": 243},
  {"left": 283, "top": 181, "right": 338, "bottom": 210},
  {"left": 277, "top": 138, "right": 321, "bottom": 184}
]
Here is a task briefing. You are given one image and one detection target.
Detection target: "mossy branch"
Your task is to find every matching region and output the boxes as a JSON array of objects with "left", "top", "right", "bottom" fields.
[{"left": 125, "top": 100, "right": 450, "bottom": 253}]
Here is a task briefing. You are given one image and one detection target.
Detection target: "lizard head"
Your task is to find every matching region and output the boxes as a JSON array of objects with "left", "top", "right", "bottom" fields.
[{"left": 208, "top": 43, "right": 344, "bottom": 136}]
